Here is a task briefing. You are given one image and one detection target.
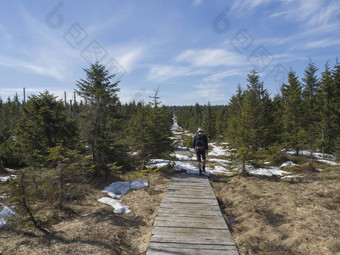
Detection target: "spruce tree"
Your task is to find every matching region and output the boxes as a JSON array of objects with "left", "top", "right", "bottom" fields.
[
  {"left": 302, "top": 59, "right": 320, "bottom": 156},
  {"left": 202, "top": 102, "right": 216, "bottom": 139},
  {"left": 15, "top": 91, "right": 78, "bottom": 163},
  {"left": 233, "top": 95, "right": 256, "bottom": 175},
  {"left": 332, "top": 59, "right": 340, "bottom": 153},
  {"left": 319, "top": 63, "right": 337, "bottom": 154},
  {"left": 148, "top": 88, "right": 172, "bottom": 157},
  {"left": 76, "top": 62, "right": 121, "bottom": 168},
  {"left": 281, "top": 70, "right": 307, "bottom": 154}
]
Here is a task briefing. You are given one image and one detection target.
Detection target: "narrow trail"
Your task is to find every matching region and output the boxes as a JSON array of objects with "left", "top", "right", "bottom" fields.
[{"left": 146, "top": 124, "right": 239, "bottom": 254}]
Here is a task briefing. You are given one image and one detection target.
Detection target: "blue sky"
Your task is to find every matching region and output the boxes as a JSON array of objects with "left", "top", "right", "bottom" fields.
[{"left": 0, "top": 0, "right": 339, "bottom": 105}]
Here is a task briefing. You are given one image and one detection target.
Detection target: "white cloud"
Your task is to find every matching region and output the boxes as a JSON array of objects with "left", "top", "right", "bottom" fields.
[
  {"left": 115, "top": 48, "right": 144, "bottom": 73},
  {"left": 270, "top": 0, "right": 340, "bottom": 26},
  {"left": 147, "top": 65, "right": 206, "bottom": 82},
  {"left": 118, "top": 88, "right": 153, "bottom": 103},
  {"left": 182, "top": 83, "right": 228, "bottom": 103},
  {"left": 0, "top": 55, "right": 70, "bottom": 81},
  {"left": 175, "top": 49, "right": 246, "bottom": 67},
  {"left": 232, "top": 0, "right": 272, "bottom": 11},
  {"left": 293, "top": 38, "right": 340, "bottom": 50},
  {"left": 203, "top": 69, "right": 245, "bottom": 82}
]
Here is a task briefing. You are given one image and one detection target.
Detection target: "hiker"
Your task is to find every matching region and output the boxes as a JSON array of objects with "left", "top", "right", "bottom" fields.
[{"left": 192, "top": 128, "right": 208, "bottom": 175}]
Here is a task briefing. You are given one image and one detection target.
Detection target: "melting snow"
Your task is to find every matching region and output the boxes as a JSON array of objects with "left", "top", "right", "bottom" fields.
[
  {"left": 0, "top": 204, "right": 15, "bottom": 228},
  {"left": 285, "top": 150, "right": 335, "bottom": 159},
  {"left": 147, "top": 159, "right": 171, "bottom": 168},
  {"left": 209, "top": 158, "right": 230, "bottom": 164},
  {"left": 98, "top": 180, "right": 148, "bottom": 214},
  {"left": 0, "top": 175, "right": 16, "bottom": 182},
  {"left": 317, "top": 159, "right": 340, "bottom": 166},
  {"left": 281, "top": 175, "right": 304, "bottom": 179},
  {"left": 248, "top": 167, "right": 289, "bottom": 177},
  {"left": 280, "top": 161, "right": 296, "bottom": 168},
  {"left": 209, "top": 143, "right": 230, "bottom": 156},
  {"left": 170, "top": 153, "right": 193, "bottom": 161},
  {"left": 98, "top": 197, "right": 131, "bottom": 214},
  {"left": 210, "top": 165, "right": 229, "bottom": 174}
]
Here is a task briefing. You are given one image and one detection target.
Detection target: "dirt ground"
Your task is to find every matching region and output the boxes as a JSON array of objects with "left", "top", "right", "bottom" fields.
[
  {"left": 211, "top": 162, "right": 340, "bottom": 255},
  {"left": 0, "top": 167, "right": 173, "bottom": 255}
]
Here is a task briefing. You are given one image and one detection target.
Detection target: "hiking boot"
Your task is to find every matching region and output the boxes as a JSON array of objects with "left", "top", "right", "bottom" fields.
[{"left": 203, "top": 166, "right": 206, "bottom": 172}]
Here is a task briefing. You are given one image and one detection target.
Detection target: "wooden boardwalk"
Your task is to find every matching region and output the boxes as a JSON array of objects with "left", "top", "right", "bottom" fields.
[{"left": 147, "top": 172, "right": 239, "bottom": 255}]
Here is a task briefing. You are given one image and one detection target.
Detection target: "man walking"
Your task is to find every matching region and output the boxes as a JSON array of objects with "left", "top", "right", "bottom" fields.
[{"left": 192, "top": 128, "right": 208, "bottom": 175}]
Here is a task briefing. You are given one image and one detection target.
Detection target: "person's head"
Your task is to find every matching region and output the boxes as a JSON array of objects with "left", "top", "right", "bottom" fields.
[{"left": 197, "top": 127, "right": 203, "bottom": 134}]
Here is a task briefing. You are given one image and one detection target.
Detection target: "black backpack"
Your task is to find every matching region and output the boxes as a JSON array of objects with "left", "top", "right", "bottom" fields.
[{"left": 196, "top": 135, "right": 205, "bottom": 151}]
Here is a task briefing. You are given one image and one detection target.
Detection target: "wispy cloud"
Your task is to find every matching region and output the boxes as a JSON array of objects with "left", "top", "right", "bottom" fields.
[
  {"left": 110, "top": 47, "right": 145, "bottom": 73},
  {"left": 0, "top": 56, "right": 68, "bottom": 81},
  {"left": 292, "top": 37, "right": 340, "bottom": 50},
  {"left": 269, "top": 0, "right": 340, "bottom": 26},
  {"left": 147, "top": 65, "right": 208, "bottom": 82},
  {"left": 203, "top": 69, "right": 245, "bottom": 82},
  {"left": 181, "top": 83, "right": 228, "bottom": 103},
  {"left": 231, "top": 0, "right": 272, "bottom": 11},
  {"left": 175, "top": 49, "right": 247, "bottom": 67},
  {"left": 0, "top": 4, "right": 83, "bottom": 81}
]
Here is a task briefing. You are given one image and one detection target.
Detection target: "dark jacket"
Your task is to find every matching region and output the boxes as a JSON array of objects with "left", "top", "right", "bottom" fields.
[{"left": 192, "top": 134, "right": 208, "bottom": 151}]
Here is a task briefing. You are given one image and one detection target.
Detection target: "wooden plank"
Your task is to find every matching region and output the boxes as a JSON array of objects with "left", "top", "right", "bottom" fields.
[
  {"left": 159, "top": 203, "right": 220, "bottom": 210},
  {"left": 167, "top": 187, "right": 215, "bottom": 193},
  {"left": 150, "top": 235, "right": 235, "bottom": 246},
  {"left": 151, "top": 226, "right": 231, "bottom": 237},
  {"left": 169, "top": 182, "right": 210, "bottom": 186},
  {"left": 147, "top": 246, "right": 239, "bottom": 255},
  {"left": 157, "top": 209, "right": 223, "bottom": 217},
  {"left": 164, "top": 194, "right": 216, "bottom": 199},
  {"left": 161, "top": 197, "right": 219, "bottom": 205},
  {"left": 147, "top": 247, "right": 238, "bottom": 255},
  {"left": 154, "top": 219, "right": 228, "bottom": 229},
  {"left": 154, "top": 216, "right": 227, "bottom": 226},
  {"left": 148, "top": 242, "right": 237, "bottom": 250}
]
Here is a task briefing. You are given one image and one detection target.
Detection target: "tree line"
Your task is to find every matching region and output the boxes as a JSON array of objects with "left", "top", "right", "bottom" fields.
[{"left": 174, "top": 60, "right": 340, "bottom": 169}]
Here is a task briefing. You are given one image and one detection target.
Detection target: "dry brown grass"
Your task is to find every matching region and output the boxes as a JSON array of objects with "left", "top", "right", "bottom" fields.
[
  {"left": 0, "top": 167, "right": 173, "bottom": 255},
  {"left": 211, "top": 162, "right": 340, "bottom": 255}
]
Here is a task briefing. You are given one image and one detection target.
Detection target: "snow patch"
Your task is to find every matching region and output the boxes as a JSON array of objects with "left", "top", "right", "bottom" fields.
[
  {"left": 127, "top": 151, "right": 138, "bottom": 156},
  {"left": 0, "top": 175, "right": 17, "bottom": 182},
  {"left": 280, "top": 161, "right": 296, "bottom": 168},
  {"left": 98, "top": 197, "right": 131, "bottom": 214},
  {"left": 317, "top": 159, "right": 340, "bottom": 166},
  {"left": 147, "top": 159, "right": 171, "bottom": 168},
  {"left": 281, "top": 175, "right": 304, "bottom": 179},
  {"left": 209, "top": 158, "right": 230, "bottom": 164},
  {"left": 171, "top": 122, "right": 181, "bottom": 131},
  {"left": 0, "top": 203, "right": 16, "bottom": 228},
  {"left": 248, "top": 167, "right": 289, "bottom": 177},
  {"left": 170, "top": 153, "right": 193, "bottom": 161},
  {"left": 285, "top": 150, "right": 335, "bottom": 159},
  {"left": 210, "top": 165, "right": 229, "bottom": 174},
  {"left": 209, "top": 143, "right": 230, "bottom": 156},
  {"left": 130, "top": 180, "right": 148, "bottom": 190},
  {"left": 98, "top": 180, "right": 148, "bottom": 214}
]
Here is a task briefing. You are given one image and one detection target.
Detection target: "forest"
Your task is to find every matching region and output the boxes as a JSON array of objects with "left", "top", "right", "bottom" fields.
[
  {"left": 173, "top": 60, "right": 340, "bottom": 172},
  {"left": 0, "top": 59, "right": 339, "bottom": 233}
]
